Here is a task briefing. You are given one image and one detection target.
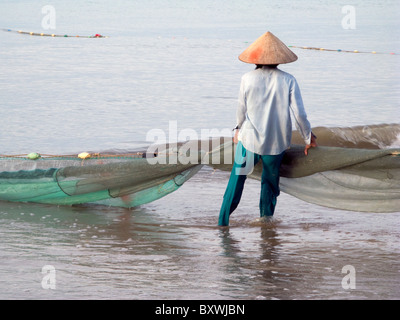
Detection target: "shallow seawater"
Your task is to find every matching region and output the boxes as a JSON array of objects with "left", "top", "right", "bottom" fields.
[
  {"left": 0, "top": 167, "right": 399, "bottom": 300},
  {"left": 0, "top": 0, "right": 399, "bottom": 300}
]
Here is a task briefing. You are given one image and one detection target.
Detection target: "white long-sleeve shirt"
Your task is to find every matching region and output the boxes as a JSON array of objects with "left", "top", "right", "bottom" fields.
[{"left": 237, "top": 66, "right": 312, "bottom": 155}]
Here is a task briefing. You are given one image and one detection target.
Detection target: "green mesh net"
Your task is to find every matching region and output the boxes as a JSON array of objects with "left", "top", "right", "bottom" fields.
[
  {"left": 1, "top": 128, "right": 399, "bottom": 213},
  {"left": 0, "top": 153, "right": 202, "bottom": 207}
]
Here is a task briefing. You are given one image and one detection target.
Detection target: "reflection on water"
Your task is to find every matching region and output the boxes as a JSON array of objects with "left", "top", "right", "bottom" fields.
[{"left": 1, "top": 178, "right": 398, "bottom": 300}]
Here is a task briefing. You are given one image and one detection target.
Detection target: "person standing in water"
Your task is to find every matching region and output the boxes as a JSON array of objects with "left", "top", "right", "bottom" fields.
[{"left": 219, "top": 31, "right": 317, "bottom": 226}]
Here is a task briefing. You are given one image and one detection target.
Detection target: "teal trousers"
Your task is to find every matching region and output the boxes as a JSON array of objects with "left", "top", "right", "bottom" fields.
[{"left": 218, "top": 142, "right": 285, "bottom": 226}]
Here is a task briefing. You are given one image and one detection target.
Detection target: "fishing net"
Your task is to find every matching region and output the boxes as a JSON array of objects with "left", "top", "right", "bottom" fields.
[
  {"left": 0, "top": 153, "right": 202, "bottom": 207},
  {"left": 208, "top": 136, "right": 400, "bottom": 213},
  {"left": 271, "top": 145, "right": 398, "bottom": 212},
  {"left": 1, "top": 124, "right": 399, "bottom": 213}
]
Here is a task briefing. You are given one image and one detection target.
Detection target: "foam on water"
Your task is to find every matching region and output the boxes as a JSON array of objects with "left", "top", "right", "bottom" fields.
[{"left": 292, "top": 123, "right": 400, "bottom": 149}]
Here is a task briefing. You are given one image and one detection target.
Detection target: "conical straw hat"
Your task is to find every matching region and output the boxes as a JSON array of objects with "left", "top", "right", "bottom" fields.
[{"left": 239, "top": 31, "right": 298, "bottom": 64}]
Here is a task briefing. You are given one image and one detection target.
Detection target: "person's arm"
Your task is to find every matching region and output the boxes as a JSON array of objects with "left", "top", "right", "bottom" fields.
[
  {"left": 289, "top": 78, "right": 317, "bottom": 155},
  {"left": 236, "top": 77, "right": 247, "bottom": 127},
  {"left": 234, "top": 77, "right": 247, "bottom": 144}
]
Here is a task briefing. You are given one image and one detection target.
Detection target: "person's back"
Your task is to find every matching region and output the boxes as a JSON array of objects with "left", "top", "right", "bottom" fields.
[{"left": 238, "top": 65, "right": 310, "bottom": 155}]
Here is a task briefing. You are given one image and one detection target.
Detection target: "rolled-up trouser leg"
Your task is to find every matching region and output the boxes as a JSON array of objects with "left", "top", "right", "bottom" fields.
[
  {"left": 259, "top": 151, "right": 285, "bottom": 217},
  {"left": 218, "top": 142, "right": 259, "bottom": 226}
]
